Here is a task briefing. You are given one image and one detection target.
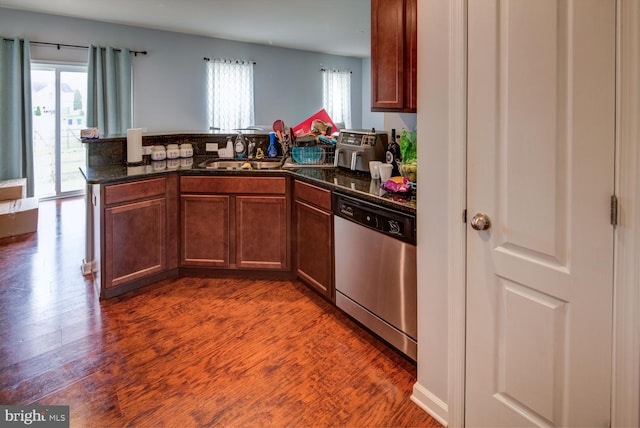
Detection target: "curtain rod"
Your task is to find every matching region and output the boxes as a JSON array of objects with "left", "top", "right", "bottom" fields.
[
  {"left": 321, "top": 68, "right": 352, "bottom": 73},
  {"left": 203, "top": 57, "right": 256, "bottom": 64},
  {"left": 3, "top": 38, "right": 147, "bottom": 56}
]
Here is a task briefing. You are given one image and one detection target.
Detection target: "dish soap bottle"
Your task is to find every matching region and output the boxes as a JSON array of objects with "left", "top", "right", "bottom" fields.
[
  {"left": 223, "top": 136, "right": 233, "bottom": 158},
  {"left": 268, "top": 132, "right": 278, "bottom": 158},
  {"left": 234, "top": 133, "right": 247, "bottom": 158}
]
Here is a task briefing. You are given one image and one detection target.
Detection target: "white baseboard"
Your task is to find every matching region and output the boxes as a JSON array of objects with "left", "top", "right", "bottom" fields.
[
  {"left": 81, "top": 259, "right": 95, "bottom": 275},
  {"left": 411, "top": 382, "right": 449, "bottom": 427}
]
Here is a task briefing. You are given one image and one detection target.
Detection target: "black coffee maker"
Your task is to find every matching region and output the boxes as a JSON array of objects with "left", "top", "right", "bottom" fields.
[{"left": 385, "top": 129, "right": 402, "bottom": 176}]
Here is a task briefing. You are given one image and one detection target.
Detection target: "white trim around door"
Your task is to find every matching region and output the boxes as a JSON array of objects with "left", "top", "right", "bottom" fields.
[
  {"left": 612, "top": 1, "right": 640, "bottom": 427},
  {"left": 411, "top": 0, "right": 468, "bottom": 426},
  {"left": 445, "top": 0, "right": 467, "bottom": 427}
]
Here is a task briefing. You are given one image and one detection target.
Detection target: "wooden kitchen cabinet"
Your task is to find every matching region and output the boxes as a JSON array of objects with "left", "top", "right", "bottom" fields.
[
  {"left": 294, "top": 180, "right": 334, "bottom": 301},
  {"left": 104, "top": 198, "right": 166, "bottom": 287},
  {"left": 236, "top": 196, "right": 288, "bottom": 269},
  {"left": 98, "top": 175, "right": 178, "bottom": 298},
  {"left": 371, "top": 0, "right": 417, "bottom": 112},
  {"left": 180, "top": 175, "right": 290, "bottom": 271},
  {"left": 181, "top": 194, "right": 230, "bottom": 267}
]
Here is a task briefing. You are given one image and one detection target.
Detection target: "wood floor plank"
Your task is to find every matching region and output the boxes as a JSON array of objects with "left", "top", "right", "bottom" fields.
[{"left": 0, "top": 197, "right": 441, "bottom": 427}]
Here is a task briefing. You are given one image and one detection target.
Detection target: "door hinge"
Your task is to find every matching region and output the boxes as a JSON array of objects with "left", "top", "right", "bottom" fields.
[
  {"left": 611, "top": 195, "right": 618, "bottom": 226},
  {"left": 463, "top": 209, "right": 467, "bottom": 223}
]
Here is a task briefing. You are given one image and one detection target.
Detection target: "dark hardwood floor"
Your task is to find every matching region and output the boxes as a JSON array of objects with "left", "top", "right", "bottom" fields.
[{"left": 0, "top": 196, "right": 441, "bottom": 427}]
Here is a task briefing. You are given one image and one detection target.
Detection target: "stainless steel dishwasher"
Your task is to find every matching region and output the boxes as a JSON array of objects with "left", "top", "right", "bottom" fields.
[{"left": 333, "top": 192, "right": 417, "bottom": 361}]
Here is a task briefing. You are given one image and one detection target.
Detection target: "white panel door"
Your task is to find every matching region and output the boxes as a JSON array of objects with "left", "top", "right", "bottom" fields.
[{"left": 465, "top": 1, "right": 615, "bottom": 427}]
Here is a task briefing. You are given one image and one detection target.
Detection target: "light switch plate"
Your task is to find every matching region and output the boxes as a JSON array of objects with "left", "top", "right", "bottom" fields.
[{"left": 206, "top": 143, "right": 218, "bottom": 152}]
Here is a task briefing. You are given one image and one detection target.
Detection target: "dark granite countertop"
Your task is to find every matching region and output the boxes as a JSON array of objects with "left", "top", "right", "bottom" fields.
[
  {"left": 81, "top": 156, "right": 416, "bottom": 214},
  {"left": 283, "top": 166, "right": 416, "bottom": 214}
]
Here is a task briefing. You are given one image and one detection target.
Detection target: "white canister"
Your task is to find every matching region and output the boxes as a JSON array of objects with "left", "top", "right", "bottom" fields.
[
  {"left": 150, "top": 145, "right": 166, "bottom": 161},
  {"left": 379, "top": 163, "right": 393, "bottom": 182},
  {"left": 179, "top": 157, "right": 194, "bottom": 168},
  {"left": 369, "top": 161, "right": 382, "bottom": 179},
  {"left": 180, "top": 143, "right": 193, "bottom": 158},
  {"left": 166, "top": 144, "right": 180, "bottom": 159},
  {"left": 151, "top": 160, "right": 166, "bottom": 171}
]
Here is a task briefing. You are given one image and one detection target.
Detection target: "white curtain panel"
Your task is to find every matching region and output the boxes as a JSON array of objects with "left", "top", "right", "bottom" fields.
[
  {"left": 207, "top": 59, "right": 254, "bottom": 131},
  {"left": 322, "top": 69, "right": 352, "bottom": 130}
]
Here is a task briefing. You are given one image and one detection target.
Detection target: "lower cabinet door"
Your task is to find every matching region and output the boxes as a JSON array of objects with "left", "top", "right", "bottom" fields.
[
  {"left": 180, "top": 194, "right": 230, "bottom": 267},
  {"left": 236, "top": 196, "right": 288, "bottom": 269},
  {"left": 104, "top": 198, "right": 166, "bottom": 288},
  {"left": 295, "top": 199, "right": 333, "bottom": 299}
]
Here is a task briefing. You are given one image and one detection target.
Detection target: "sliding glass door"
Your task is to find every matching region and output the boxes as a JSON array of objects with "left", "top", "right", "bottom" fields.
[{"left": 31, "top": 63, "right": 88, "bottom": 198}]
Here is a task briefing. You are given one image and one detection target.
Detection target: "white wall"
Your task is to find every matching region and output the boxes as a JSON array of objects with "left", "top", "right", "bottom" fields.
[
  {"left": 361, "top": 58, "right": 384, "bottom": 131},
  {"left": 0, "top": 7, "right": 364, "bottom": 133},
  {"left": 412, "top": 0, "right": 453, "bottom": 425},
  {"left": 384, "top": 114, "right": 417, "bottom": 133}
]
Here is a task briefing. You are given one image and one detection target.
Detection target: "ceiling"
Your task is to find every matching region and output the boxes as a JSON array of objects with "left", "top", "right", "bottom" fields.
[{"left": 0, "top": 0, "right": 371, "bottom": 58}]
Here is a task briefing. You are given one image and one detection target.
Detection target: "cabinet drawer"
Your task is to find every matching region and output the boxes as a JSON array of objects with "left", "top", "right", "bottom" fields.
[
  {"left": 104, "top": 178, "right": 166, "bottom": 205},
  {"left": 294, "top": 180, "right": 332, "bottom": 211},
  {"left": 181, "top": 176, "right": 286, "bottom": 195}
]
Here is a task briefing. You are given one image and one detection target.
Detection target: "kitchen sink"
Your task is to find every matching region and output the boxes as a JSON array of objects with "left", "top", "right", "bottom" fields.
[
  {"left": 198, "top": 159, "right": 282, "bottom": 170},
  {"left": 250, "top": 161, "right": 282, "bottom": 169}
]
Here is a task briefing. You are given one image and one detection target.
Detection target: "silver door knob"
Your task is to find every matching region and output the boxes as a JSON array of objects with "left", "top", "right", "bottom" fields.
[{"left": 470, "top": 212, "right": 491, "bottom": 231}]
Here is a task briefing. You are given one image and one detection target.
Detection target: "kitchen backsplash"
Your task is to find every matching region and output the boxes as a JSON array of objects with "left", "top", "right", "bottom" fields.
[{"left": 83, "top": 132, "right": 271, "bottom": 166}]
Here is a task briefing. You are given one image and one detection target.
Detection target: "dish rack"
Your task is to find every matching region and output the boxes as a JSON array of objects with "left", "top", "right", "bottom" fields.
[{"left": 287, "top": 142, "right": 336, "bottom": 167}]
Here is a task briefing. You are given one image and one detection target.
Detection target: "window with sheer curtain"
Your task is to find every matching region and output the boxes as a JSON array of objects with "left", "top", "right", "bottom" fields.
[
  {"left": 206, "top": 58, "right": 254, "bottom": 131},
  {"left": 322, "top": 69, "right": 352, "bottom": 130}
]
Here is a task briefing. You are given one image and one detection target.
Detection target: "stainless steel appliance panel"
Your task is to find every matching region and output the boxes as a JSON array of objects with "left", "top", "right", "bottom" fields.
[
  {"left": 333, "top": 193, "right": 417, "bottom": 360},
  {"left": 334, "top": 216, "right": 417, "bottom": 339}
]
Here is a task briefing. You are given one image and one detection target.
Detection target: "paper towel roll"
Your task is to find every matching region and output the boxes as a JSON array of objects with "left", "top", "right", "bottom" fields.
[{"left": 127, "top": 128, "right": 143, "bottom": 164}]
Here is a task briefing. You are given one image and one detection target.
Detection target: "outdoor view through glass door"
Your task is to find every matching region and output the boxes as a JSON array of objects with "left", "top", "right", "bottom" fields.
[{"left": 31, "top": 64, "right": 88, "bottom": 198}]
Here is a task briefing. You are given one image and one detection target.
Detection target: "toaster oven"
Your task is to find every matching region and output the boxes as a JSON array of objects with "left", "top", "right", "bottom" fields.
[{"left": 334, "top": 129, "right": 388, "bottom": 172}]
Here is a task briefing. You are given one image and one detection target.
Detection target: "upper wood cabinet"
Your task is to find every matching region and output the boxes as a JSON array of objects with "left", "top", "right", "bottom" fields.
[{"left": 371, "top": 0, "right": 417, "bottom": 112}]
